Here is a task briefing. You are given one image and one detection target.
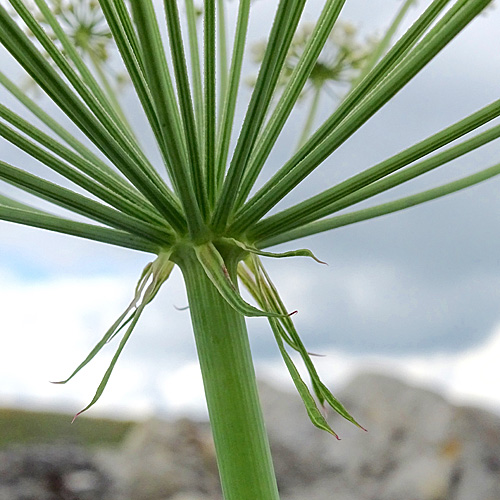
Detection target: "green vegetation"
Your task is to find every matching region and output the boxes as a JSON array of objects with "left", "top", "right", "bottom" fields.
[
  {"left": 0, "top": 407, "right": 134, "bottom": 447},
  {"left": 0, "top": 1, "right": 498, "bottom": 498}
]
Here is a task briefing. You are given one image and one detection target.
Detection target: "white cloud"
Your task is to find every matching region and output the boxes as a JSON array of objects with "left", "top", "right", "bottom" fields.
[
  {"left": 443, "top": 329, "right": 500, "bottom": 410},
  {"left": 262, "top": 324, "right": 500, "bottom": 416},
  {"left": 1, "top": 267, "right": 499, "bottom": 421},
  {"left": 158, "top": 362, "right": 207, "bottom": 417},
  {"left": 0, "top": 269, "right": 133, "bottom": 407},
  {"left": 0, "top": 265, "right": 199, "bottom": 419}
]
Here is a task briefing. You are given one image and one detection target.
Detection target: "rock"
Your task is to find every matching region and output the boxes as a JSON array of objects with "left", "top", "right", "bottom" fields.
[
  {"left": 281, "top": 478, "right": 362, "bottom": 500},
  {"left": 116, "top": 418, "right": 221, "bottom": 500},
  {"left": 377, "top": 451, "right": 457, "bottom": 500},
  {"left": 93, "top": 372, "right": 500, "bottom": 500},
  {"left": 448, "top": 405, "right": 500, "bottom": 500},
  {"left": 259, "top": 372, "right": 500, "bottom": 500},
  {"left": 0, "top": 443, "right": 115, "bottom": 500},
  {"left": 169, "top": 493, "right": 208, "bottom": 500}
]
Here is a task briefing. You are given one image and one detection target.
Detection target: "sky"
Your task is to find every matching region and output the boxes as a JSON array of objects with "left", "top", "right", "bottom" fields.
[{"left": 1, "top": 0, "right": 500, "bottom": 421}]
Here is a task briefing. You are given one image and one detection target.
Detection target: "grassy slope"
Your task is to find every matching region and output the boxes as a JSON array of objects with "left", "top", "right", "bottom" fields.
[{"left": 0, "top": 407, "right": 135, "bottom": 447}]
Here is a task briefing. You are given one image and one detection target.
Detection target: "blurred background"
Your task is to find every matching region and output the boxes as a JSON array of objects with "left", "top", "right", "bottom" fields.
[{"left": 0, "top": 1, "right": 499, "bottom": 499}]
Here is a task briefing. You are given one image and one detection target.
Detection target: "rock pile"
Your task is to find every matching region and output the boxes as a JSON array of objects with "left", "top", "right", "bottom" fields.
[
  {"left": 261, "top": 372, "right": 500, "bottom": 500},
  {"left": 109, "top": 372, "right": 500, "bottom": 500},
  {"left": 1, "top": 372, "right": 499, "bottom": 500},
  {"left": 106, "top": 417, "right": 221, "bottom": 500},
  {"left": 0, "top": 443, "right": 114, "bottom": 500}
]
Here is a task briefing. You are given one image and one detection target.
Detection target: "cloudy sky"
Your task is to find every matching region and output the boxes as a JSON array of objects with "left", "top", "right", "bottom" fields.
[{"left": 1, "top": 0, "right": 500, "bottom": 420}]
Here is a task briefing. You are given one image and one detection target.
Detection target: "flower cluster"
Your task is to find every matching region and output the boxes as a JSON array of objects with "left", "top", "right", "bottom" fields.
[
  {"left": 251, "top": 21, "right": 378, "bottom": 98},
  {"left": 8, "top": 0, "right": 127, "bottom": 92}
]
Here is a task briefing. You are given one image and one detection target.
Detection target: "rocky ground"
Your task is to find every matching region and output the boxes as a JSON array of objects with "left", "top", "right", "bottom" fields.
[{"left": 1, "top": 372, "right": 499, "bottom": 500}]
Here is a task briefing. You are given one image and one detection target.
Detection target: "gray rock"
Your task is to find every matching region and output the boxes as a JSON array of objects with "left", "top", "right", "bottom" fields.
[
  {"left": 0, "top": 443, "right": 114, "bottom": 500},
  {"left": 116, "top": 418, "right": 221, "bottom": 500},
  {"left": 259, "top": 372, "right": 500, "bottom": 500},
  {"left": 448, "top": 406, "right": 500, "bottom": 500},
  {"left": 169, "top": 493, "right": 209, "bottom": 500},
  {"left": 95, "top": 372, "right": 500, "bottom": 500}
]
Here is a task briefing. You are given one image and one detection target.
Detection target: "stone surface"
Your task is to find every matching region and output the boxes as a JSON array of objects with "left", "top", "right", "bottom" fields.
[
  {"left": 169, "top": 494, "right": 209, "bottom": 500},
  {"left": 114, "top": 417, "right": 221, "bottom": 500},
  {"left": 2, "top": 373, "right": 499, "bottom": 500},
  {"left": 263, "top": 372, "right": 500, "bottom": 500},
  {"left": 0, "top": 443, "right": 115, "bottom": 500},
  {"left": 103, "top": 372, "right": 500, "bottom": 499}
]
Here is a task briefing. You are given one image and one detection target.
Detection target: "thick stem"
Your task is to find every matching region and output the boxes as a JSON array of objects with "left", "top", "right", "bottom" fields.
[{"left": 176, "top": 249, "right": 280, "bottom": 500}]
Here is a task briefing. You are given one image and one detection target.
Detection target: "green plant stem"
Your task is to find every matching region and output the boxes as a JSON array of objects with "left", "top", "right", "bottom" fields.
[
  {"left": 296, "top": 85, "right": 322, "bottom": 151},
  {"left": 88, "top": 52, "right": 135, "bottom": 138},
  {"left": 217, "top": 0, "right": 228, "bottom": 118},
  {"left": 185, "top": 0, "right": 204, "bottom": 143},
  {"left": 258, "top": 158, "right": 500, "bottom": 248},
  {"left": 177, "top": 249, "right": 280, "bottom": 500}
]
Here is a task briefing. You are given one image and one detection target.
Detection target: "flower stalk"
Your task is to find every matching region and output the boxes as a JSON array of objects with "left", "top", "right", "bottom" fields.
[{"left": 176, "top": 247, "right": 280, "bottom": 500}]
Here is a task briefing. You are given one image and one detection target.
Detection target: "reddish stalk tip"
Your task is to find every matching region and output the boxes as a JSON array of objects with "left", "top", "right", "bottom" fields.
[{"left": 71, "top": 411, "right": 82, "bottom": 424}]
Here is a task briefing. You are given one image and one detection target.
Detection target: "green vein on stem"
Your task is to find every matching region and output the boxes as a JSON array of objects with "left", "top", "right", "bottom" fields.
[
  {"left": 0, "top": 194, "right": 41, "bottom": 211},
  {"left": 0, "top": 103, "right": 160, "bottom": 216},
  {"left": 250, "top": 98, "right": 500, "bottom": 240},
  {"left": 0, "top": 161, "right": 173, "bottom": 246},
  {"left": 131, "top": 0, "right": 207, "bottom": 240},
  {"left": 217, "top": 0, "right": 228, "bottom": 119},
  {"left": 235, "top": 0, "right": 347, "bottom": 209},
  {"left": 164, "top": 0, "right": 207, "bottom": 218},
  {"left": 231, "top": 0, "right": 456, "bottom": 232},
  {"left": 205, "top": 0, "right": 217, "bottom": 210},
  {"left": 98, "top": 0, "right": 186, "bottom": 178},
  {"left": 259, "top": 160, "right": 500, "bottom": 248},
  {"left": 215, "top": 0, "right": 251, "bottom": 192},
  {"left": 185, "top": 0, "right": 204, "bottom": 144},
  {"left": 0, "top": 203, "right": 159, "bottom": 254},
  {"left": 212, "top": 0, "right": 307, "bottom": 232},
  {"left": 0, "top": 5, "right": 187, "bottom": 232},
  {"left": 108, "top": 0, "right": 145, "bottom": 74},
  {"left": 177, "top": 248, "right": 280, "bottom": 500}
]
